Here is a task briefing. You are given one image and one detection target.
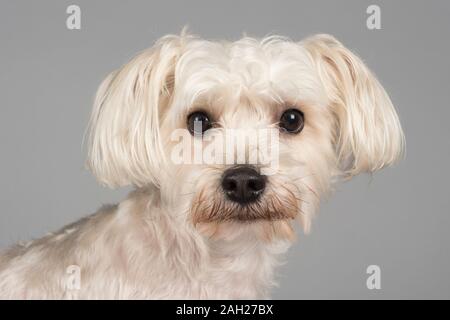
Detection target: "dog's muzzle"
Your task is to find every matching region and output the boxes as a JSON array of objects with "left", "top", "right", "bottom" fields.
[
  {"left": 192, "top": 165, "right": 297, "bottom": 224},
  {"left": 221, "top": 166, "right": 266, "bottom": 205}
]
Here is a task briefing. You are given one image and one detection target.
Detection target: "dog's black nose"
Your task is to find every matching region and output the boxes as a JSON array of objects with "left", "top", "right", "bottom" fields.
[{"left": 222, "top": 166, "right": 266, "bottom": 205}]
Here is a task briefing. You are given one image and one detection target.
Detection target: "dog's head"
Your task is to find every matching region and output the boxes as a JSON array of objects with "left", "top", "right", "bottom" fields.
[{"left": 87, "top": 33, "right": 404, "bottom": 241}]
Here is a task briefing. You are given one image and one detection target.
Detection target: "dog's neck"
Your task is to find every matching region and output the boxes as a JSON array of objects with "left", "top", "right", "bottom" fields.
[
  {"left": 204, "top": 231, "right": 290, "bottom": 298},
  {"left": 123, "top": 188, "right": 291, "bottom": 298}
]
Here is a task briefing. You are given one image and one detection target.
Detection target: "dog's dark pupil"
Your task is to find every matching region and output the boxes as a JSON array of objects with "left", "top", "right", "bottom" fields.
[
  {"left": 188, "top": 111, "right": 211, "bottom": 135},
  {"left": 280, "top": 109, "right": 304, "bottom": 133}
]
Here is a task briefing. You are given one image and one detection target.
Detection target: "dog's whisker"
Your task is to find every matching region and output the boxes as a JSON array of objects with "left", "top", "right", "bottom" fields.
[{"left": 290, "top": 172, "right": 317, "bottom": 182}]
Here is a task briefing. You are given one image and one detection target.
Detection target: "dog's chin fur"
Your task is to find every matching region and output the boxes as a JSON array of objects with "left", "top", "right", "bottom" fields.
[{"left": 0, "top": 31, "right": 404, "bottom": 299}]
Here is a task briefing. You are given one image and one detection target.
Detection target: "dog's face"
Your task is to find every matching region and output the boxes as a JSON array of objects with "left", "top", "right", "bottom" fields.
[{"left": 87, "top": 34, "right": 404, "bottom": 241}]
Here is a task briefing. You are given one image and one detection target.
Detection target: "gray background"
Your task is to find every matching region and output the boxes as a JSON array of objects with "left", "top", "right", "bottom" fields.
[{"left": 1, "top": 0, "right": 449, "bottom": 299}]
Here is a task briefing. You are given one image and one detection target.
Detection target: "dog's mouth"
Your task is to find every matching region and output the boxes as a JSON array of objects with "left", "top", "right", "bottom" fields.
[
  {"left": 191, "top": 190, "right": 299, "bottom": 225},
  {"left": 189, "top": 178, "right": 301, "bottom": 241},
  {"left": 190, "top": 191, "right": 299, "bottom": 242}
]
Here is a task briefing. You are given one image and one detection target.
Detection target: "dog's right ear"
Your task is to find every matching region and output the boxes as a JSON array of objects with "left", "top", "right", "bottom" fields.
[{"left": 87, "top": 35, "right": 185, "bottom": 188}]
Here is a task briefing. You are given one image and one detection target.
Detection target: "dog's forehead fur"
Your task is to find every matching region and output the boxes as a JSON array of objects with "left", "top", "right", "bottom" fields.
[{"left": 171, "top": 37, "right": 326, "bottom": 118}]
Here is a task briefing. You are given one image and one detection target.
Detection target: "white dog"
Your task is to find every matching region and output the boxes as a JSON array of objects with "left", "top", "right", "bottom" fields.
[{"left": 0, "top": 32, "right": 404, "bottom": 299}]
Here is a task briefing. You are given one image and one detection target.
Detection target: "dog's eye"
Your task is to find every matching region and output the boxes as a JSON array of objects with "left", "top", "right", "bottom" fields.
[
  {"left": 279, "top": 109, "right": 304, "bottom": 134},
  {"left": 187, "top": 111, "right": 212, "bottom": 135}
]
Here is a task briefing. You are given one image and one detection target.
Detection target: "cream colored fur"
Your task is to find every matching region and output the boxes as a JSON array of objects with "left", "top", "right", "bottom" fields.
[{"left": 0, "top": 32, "right": 404, "bottom": 299}]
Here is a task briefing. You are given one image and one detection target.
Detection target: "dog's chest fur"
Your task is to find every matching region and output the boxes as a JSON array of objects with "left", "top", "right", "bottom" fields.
[{"left": 0, "top": 190, "right": 290, "bottom": 299}]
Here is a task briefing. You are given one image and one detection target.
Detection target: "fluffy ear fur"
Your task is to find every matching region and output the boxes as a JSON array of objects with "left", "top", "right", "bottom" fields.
[
  {"left": 87, "top": 35, "right": 184, "bottom": 188},
  {"left": 303, "top": 34, "right": 405, "bottom": 176}
]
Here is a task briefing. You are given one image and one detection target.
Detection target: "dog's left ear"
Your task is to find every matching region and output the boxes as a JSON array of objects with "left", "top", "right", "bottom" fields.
[
  {"left": 302, "top": 34, "right": 405, "bottom": 177},
  {"left": 87, "top": 35, "right": 184, "bottom": 188}
]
